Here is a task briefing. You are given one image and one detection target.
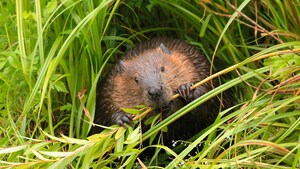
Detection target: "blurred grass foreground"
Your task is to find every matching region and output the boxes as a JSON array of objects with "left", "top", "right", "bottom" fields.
[{"left": 0, "top": 0, "right": 300, "bottom": 168}]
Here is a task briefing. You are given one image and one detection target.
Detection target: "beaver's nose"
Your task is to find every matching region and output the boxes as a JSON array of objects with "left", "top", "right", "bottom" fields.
[{"left": 148, "top": 87, "right": 162, "bottom": 100}]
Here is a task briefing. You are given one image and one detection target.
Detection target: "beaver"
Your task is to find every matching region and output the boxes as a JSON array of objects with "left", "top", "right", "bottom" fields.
[{"left": 89, "top": 37, "right": 224, "bottom": 145}]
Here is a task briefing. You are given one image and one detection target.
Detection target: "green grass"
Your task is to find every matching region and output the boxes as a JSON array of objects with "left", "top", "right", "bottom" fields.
[{"left": 0, "top": 0, "right": 300, "bottom": 168}]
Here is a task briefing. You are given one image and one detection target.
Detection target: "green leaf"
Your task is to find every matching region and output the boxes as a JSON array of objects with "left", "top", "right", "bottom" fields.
[
  {"left": 53, "top": 80, "right": 68, "bottom": 93},
  {"left": 200, "top": 14, "right": 211, "bottom": 37},
  {"left": 121, "top": 107, "right": 144, "bottom": 114},
  {"left": 39, "top": 150, "right": 73, "bottom": 157},
  {"left": 115, "top": 131, "right": 125, "bottom": 153},
  {"left": 0, "top": 145, "right": 27, "bottom": 154},
  {"left": 8, "top": 55, "right": 21, "bottom": 70},
  {"left": 59, "top": 103, "right": 72, "bottom": 111},
  {"left": 124, "top": 126, "right": 140, "bottom": 144},
  {"left": 45, "top": 0, "right": 57, "bottom": 16},
  {"left": 264, "top": 53, "right": 300, "bottom": 75},
  {"left": 115, "top": 127, "right": 126, "bottom": 140}
]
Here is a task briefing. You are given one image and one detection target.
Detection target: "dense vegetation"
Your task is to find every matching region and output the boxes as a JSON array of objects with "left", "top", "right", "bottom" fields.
[{"left": 0, "top": 0, "right": 299, "bottom": 168}]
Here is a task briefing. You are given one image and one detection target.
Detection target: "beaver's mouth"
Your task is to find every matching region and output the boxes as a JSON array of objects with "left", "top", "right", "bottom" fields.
[{"left": 148, "top": 98, "right": 170, "bottom": 109}]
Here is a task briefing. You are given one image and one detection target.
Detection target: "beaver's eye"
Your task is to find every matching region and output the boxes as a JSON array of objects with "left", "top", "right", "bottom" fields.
[
  {"left": 134, "top": 77, "right": 139, "bottom": 84},
  {"left": 161, "top": 66, "right": 165, "bottom": 72}
]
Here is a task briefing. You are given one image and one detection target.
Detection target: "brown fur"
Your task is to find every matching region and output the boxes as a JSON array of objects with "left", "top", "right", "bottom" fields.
[{"left": 90, "top": 38, "right": 223, "bottom": 145}]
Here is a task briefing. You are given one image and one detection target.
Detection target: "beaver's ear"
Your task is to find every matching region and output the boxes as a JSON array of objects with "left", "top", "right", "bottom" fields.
[
  {"left": 159, "top": 43, "right": 171, "bottom": 55},
  {"left": 118, "top": 61, "right": 125, "bottom": 75}
]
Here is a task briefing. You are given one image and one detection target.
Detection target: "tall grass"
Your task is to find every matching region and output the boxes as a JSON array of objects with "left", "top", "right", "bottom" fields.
[{"left": 0, "top": 0, "right": 299, "bottom": 168}]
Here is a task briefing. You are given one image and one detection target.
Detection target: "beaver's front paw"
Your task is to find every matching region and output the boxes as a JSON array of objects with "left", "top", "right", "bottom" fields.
[
  {"left": 176, "top": 82, "right": 194, "bottom": 99},
  {"left": 112, "top": 110, "right": 133, "bottom": 127},
  {"left": 176, "top": 83, "right": 207, "bottom": 102}
]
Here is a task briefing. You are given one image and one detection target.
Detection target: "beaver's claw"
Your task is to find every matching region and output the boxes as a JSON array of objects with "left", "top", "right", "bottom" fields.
[
  {"left": 176, "top": 82, "right": 209, "bottom": 102},
  {"left": 176, "top": 82, "right": 194, "bottom": 99},
  {"left": 112, "top": 111, "right": 133, "bottom": 127}
]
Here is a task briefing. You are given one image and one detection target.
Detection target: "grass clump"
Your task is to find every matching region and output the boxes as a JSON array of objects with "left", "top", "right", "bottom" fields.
[{"left": 0, "top": 0, "right": 299, "bottom": 168}]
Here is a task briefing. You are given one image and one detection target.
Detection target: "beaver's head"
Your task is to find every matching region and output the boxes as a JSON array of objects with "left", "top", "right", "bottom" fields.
[{"left": 111, "top": 43, "right": 199, "bottom": 109}]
